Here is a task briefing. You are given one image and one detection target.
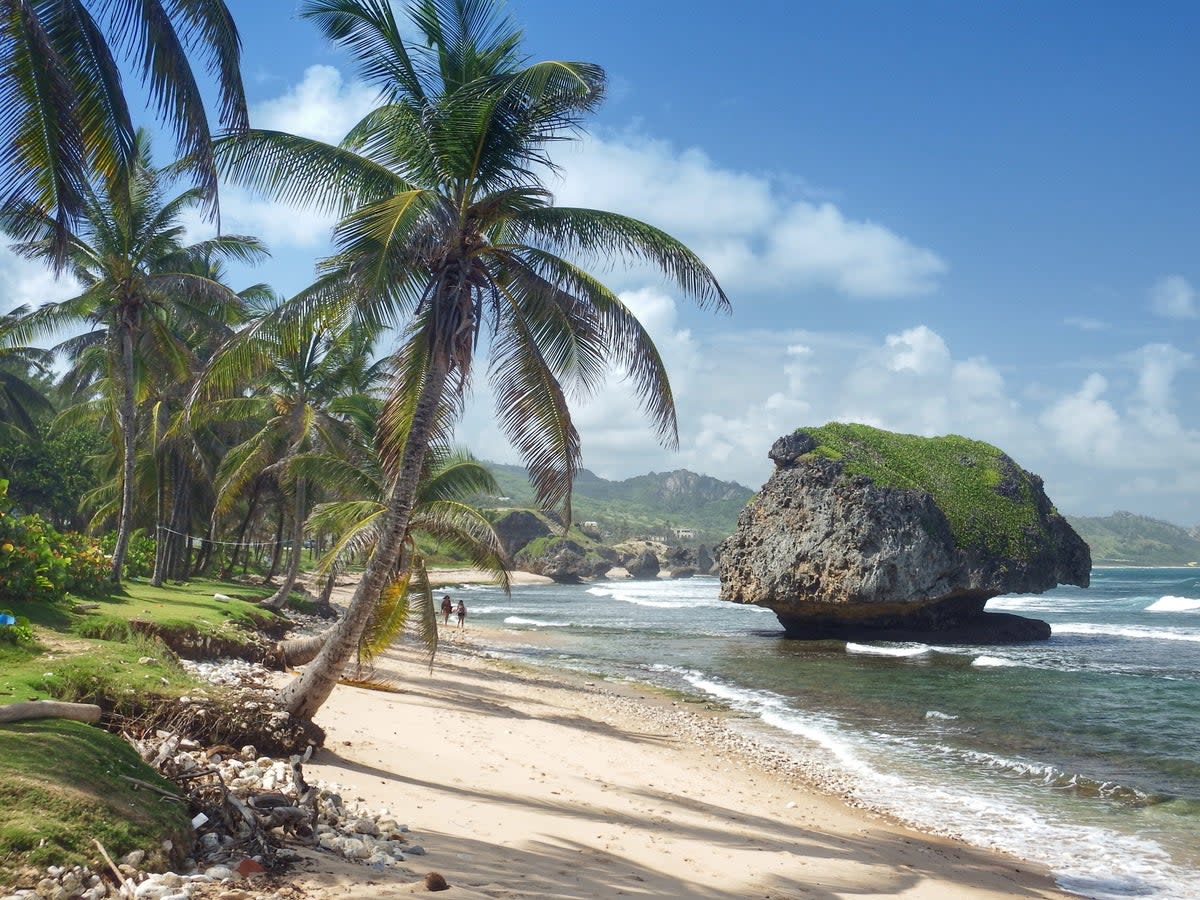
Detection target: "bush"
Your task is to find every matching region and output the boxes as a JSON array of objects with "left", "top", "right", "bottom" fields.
[
  {"left": 97, "top": 532, "right": 156, "bottom": 578},
  {"left": 0, "top": 480, "right": 112, "bottom": 603},
  {"left": 0, "top": 609, "right": 34, "bottom": 646}
]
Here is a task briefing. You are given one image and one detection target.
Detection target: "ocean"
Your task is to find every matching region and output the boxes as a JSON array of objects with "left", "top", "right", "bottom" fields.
[{"left": 450, "top": 567, "right": 1200, "bottom": 900}]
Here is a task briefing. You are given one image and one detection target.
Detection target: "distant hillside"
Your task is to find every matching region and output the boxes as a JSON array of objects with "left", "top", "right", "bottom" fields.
[
  {"left": 1067, "top": 512, "right": 1200, "bottom": 566},
  {"left": 481, "top": 463, "right": 755, "bottom": 545}
]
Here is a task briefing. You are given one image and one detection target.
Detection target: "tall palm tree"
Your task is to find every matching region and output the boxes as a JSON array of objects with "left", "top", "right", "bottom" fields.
[
  {"left": 1, "top": 130, "right": 268, "bottom": 582},
  {"left": 219, "top": 0, "right": 728, "bottom": 720},
  {"left": 0, "top": 0, "right": 248, "bottom": 264},
  {"left": 194, "top": 301, "right": 380, "bottom": 609}
]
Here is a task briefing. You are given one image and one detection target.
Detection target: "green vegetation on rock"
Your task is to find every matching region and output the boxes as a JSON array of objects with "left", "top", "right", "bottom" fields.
[{"left": 799, "top": 423, "right": 1053, "bottom": 559}]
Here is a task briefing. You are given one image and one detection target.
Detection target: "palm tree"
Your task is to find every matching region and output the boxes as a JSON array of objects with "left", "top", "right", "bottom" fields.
[
  {"left": 219, "top": 0, "right": 728, "bottom": 720},
  {"left": 282, "top": 424, "right": 508, "bottom": 668},
  {"left": 194, "top": 301, "right": 380, "bottom": 609},
  {"left": 1, "top": 130, "right": 268, "bottom": 583},
  {"left": 0, "top": 0, "right": 248, "bottom": 264}
]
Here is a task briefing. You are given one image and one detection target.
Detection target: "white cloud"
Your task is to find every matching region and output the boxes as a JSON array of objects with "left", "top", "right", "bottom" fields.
[
  {"left": 0, "top": 247, "right": 78, "bottom": 315},
  {"left": 1149, "top": 275, "right": 1198, "bottom": 319},
  {"left": 550, "top": 132, "right": 946, "bottom": 298},
  {"left": 251, "top": 65, "right": 381, "bottom": 143},
  {"left": 1039, "top": 343, "right": 1200, "bottom": 479},
  {"left": 1064, "top": 316, "right": 1109, "bottom": 331},
  {"left": 218, "top": 187, "right": 338, "bottom": 249}
]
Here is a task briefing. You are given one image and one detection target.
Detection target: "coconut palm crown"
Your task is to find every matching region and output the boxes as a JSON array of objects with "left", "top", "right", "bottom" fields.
[
  {"left": 217, "top": 0, "right": 729, "bottom": 719},
  {"left": 0, "top": 0, "right": 248, "bottom": 264}
]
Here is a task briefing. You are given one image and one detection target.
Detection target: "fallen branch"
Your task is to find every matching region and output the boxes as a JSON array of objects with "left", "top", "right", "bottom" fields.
[
  {"left": 0, "top": 701, "right": 101, "bottom": 725},
  {"left": 92, "top": 839, "right": 134, "bottom": 899},
  {"left": 117, "top": 775, "right": 184, "bottom": 801}
]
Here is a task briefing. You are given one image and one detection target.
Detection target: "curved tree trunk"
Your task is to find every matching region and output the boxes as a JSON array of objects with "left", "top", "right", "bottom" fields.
[
  {"left": 262, "top": 478, "right": 307, "bottom": 610},
  {"left": 110, "top": 324, "right": 136, "bottom": 584},
  {"left": 279, "top": 359, "right": 450, "bottom": 720},
  {"left": 314, "top": 570, "right": 337, "bottom": 619},
  {"left": 223, "top": 478, "right": 262, "bottom": 578}
]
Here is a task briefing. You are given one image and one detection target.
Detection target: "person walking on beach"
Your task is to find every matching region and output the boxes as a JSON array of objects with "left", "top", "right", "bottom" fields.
[
  {"left": 440, "top": 594, "right": 453, "bottom": 625},
  {"left": 456, "top": 599, "right": 467, "bottom": 629}
]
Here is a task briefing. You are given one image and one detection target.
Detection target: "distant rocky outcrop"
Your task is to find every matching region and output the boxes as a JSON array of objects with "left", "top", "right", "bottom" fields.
[
  {"left": 516, "top": 537, "right": 616, "bottom": 584},
  {"left": 624, "top": 549, "right": 661, "bottom": 580},
  {"left": 718, "top": 425, "right": 1091, "bottom": 643},
  {"left": 492, "top": 510, "right": 552, "bottom": 561}
]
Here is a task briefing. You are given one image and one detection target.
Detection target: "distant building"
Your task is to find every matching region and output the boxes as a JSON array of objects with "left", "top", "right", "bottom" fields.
[
  {"left": 582, "top": 520, "right": 600, "bottom": 530},
  {"left": 673, "top": 527, "right": 696, "bottom": 540}
]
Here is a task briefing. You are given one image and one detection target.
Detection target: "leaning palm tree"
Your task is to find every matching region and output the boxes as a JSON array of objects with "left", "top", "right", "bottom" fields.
[
  {"left": 0, "top": 0, "right": 247, "bottom": 264},
  {"left": 219, "top": 0, "right": 728, "bottom": 720},
  {"left": 1, "top": 130, "right": 268, "bottom": 582}
]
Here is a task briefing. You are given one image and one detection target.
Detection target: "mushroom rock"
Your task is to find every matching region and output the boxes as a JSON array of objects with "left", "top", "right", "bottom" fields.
[{"left": 717, "top": 424, "right": 1091, "bottom": 643}]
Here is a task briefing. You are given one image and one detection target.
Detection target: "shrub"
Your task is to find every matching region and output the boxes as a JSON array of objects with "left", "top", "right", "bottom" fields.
[
  {"left": 0, "top": 609, "right": 34, "bottom": 646},
  {"left": 0, "top": 480, "right": 112, "bottom": 603},
  {"left": 97, "top": 532, "right": 156, "bottom": 578}
]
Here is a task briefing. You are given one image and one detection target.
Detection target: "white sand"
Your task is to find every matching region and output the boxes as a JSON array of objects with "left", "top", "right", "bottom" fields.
[{"left": 267, "top": 631, "right": 1071, "bottom": 899}]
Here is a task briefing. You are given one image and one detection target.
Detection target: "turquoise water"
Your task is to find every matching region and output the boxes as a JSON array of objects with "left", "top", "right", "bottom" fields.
[{"left": 453, "top": 567, "right": 1200, "bottom": 899}]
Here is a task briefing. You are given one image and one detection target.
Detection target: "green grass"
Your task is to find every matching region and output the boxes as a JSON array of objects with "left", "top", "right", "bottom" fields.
[
  {"left": 0, "top": 631, "right": 194, "bottom": 710},
  {"left": 799, "top": 422, "right": 1053, "bottom": 559},
  {"left": 0, "top": 575, "right": 300, "bottom": 882},
  {"left": 0, "top": 577, "right": 289, "bottom": 710},
  {"left": 0, "top": 720, "right": 191, "bottom": 880}
]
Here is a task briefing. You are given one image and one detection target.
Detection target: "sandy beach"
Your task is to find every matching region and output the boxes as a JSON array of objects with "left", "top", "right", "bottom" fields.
[{"left": 268, "top": 610, "right": 1073, "bottom": 899}]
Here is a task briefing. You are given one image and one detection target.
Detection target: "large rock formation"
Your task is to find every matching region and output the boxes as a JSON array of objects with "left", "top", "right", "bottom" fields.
[
  {"left": 718, "top": 425, "right": 1091, "bottom": 643},
  {"left": 516, "top": 537, "right": 617, "bottom": 583},
  {"left": 491, "top": 509, "right": 552, "bottom": 561}
]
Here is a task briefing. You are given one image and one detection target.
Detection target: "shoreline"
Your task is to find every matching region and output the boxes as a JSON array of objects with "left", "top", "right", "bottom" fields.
[{"left": 281, "top": 625, "right": 1072, "bottom": 898}]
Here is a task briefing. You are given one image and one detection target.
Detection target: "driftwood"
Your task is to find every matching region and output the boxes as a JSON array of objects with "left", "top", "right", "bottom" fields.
[
  {"left": 92, "top": 839, "right": 135, "bottom": 899},
  {"left": 0, "top": 701, "right": 101, "bottom": 725},
  {"left": 117, "top": 774, "right": 184, "bottom": 801}
]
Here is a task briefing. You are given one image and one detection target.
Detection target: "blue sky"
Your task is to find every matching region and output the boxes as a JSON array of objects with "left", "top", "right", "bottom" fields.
[{"left": 3, "top": 1, "right": 1199, "bottom": 525}]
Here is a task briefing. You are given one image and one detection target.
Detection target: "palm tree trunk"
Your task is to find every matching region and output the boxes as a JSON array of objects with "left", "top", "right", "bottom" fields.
[
  {"left": 223, "top": 478, "right": 262, "bottom": 578},
  {"left": 262, "top": 478, "right": 307, "bottom": 610},
  {"left": 314, "top": 570, "right": 337, "bottom": 619},
  {"left": 279, "top": 359, "right": 450, "bottom": 720},
  {"left": 167, "top": 461, "right": 191, "bottom": 580},
  {"left": 151, "top": 446, "right": 169, "bottom": 586},
  {"left": 110, "top": 325, "right": 136, "bottom": 584},
  {"left": 265, "top": 499, "right": 285, "bottom": 581}
]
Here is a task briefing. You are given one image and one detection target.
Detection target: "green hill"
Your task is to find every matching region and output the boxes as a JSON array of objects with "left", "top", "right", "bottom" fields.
[
  {"left": 481, "top": 463, "right": 754, "bottom": 545},
  {"left": 1067, "top": 511, "right": 1200, "bottom": 566}
]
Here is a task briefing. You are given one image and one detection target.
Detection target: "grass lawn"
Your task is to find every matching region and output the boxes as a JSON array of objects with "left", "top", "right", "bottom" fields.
[
  {"left": 0, "top": 577, "right": 295, "bottom": 709},
  {"left": 0, "top": 719, "right": 192, "bottom": 880},
  {"left": 0, "top": 576, "right": 303, "bottom": 882}
]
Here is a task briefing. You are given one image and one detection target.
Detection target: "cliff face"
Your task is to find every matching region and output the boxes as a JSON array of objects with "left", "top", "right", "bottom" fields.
[{"left": 717, "top": 427, "right": 1091, "bottom": 642}]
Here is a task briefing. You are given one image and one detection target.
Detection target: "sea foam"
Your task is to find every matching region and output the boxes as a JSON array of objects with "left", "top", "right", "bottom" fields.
[
  {"left": 1146, "top": 595, "right": 1200, "bottom": 613},
  {"left": 971, "top": 655, "right": 1019, "bottom": 667},
  {"left": 1054, "top": 622, "right": 1200, "bottom": 643},
  {"left": 503, "top": 616, "right": 570, "bottom": 627},
  {"left": 845, "top": 642, "right": 931, "bottom": 657}
]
